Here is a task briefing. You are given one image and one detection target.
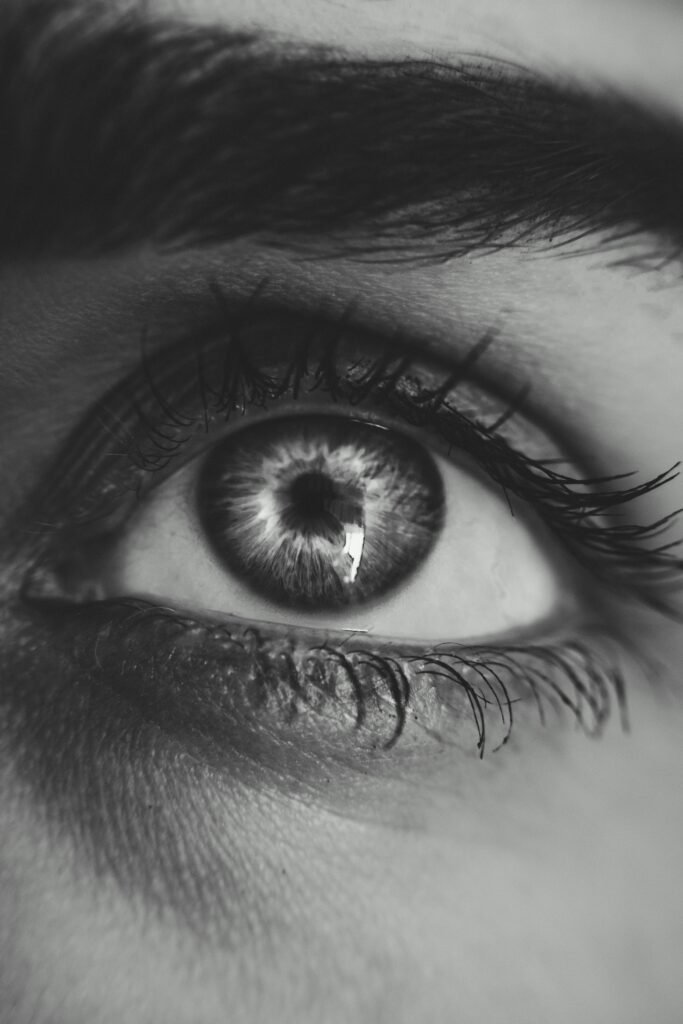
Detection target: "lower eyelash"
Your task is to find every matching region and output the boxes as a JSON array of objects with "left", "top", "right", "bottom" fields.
[
  {"left": 8, "top": 299, "right": 658, "bottom": 769},
  {"left": 45, "top": 596, "right": 627, "bottom": 759}
]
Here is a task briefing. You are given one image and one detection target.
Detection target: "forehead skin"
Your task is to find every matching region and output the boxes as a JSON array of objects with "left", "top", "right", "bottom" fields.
[{"left": 2, "top": 2, "right": 683, "bottom": 1024}]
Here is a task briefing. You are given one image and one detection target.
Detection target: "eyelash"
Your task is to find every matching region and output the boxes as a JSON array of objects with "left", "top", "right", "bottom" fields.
[
  {"left": 38, "top": 594, "right": 626, "bottom": 757},
  {"left": 73, "top": 294, "right": 682, "bottom": 601},
  {"left": 17, "top": 288, "right": 680, "bottom": 755}
]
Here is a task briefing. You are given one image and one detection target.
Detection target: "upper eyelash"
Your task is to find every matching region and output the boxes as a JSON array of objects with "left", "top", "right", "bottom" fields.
[
  {"left": 19, "top": 287, "right": 683, "bottom": 620},
  {"left": 124, "top": 299, "right": 683, "bottom": 613}
]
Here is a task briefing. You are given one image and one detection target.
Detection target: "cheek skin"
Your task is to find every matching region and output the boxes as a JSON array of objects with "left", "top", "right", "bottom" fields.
[
  {"left": 0, "top": 572, "right": 680, "bottom": 1024},
  {"left": 2, "top": 664, "right": 682, "bottom": 1024}
]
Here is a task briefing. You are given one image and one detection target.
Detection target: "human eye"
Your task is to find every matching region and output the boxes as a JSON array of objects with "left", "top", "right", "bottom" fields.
[
  {"left": 17, "top": 291, "right": 677, "bottom": 763},
  {"left": 5, "top": 3, "right": 683, "bottom": 1021}
]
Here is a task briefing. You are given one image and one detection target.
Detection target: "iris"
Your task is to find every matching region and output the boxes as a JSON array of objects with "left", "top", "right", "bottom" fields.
[{"left": 197, "top": 414, "right": 445, "bottom": 610}]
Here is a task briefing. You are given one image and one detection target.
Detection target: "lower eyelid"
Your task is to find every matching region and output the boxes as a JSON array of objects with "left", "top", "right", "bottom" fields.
[{"left": 15, "top": 592, "right": 627, "bottom": 787}]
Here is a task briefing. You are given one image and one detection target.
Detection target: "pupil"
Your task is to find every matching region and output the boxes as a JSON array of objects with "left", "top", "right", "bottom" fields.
[
  {"left": 284, "top": 471, "right": 360, "bottom": 540},
  {"left": 289, "top": 471, "right": 335, "bottom": 518}
]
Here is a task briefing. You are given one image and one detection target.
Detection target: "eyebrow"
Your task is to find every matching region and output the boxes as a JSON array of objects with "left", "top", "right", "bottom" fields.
[{"left": 1, "top": 0, "right": 683, "bottom": 264}]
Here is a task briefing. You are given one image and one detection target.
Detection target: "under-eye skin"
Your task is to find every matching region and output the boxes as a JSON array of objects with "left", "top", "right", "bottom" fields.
[{"left": 14, "top": 292, "right": 682, "bottom": 761}]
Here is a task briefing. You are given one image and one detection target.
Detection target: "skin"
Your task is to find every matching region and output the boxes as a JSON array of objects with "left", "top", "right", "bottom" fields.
[{"left": 1, "top": 1, "right": 683, "bottom": 1022}]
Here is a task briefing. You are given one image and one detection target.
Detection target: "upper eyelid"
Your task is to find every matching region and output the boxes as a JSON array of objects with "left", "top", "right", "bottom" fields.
[
  {"left": 13, "top": 300, "right": 683, "bottom": 619},
  {"left": 14, "top": 304, "right": 540, "bottom": 524}
]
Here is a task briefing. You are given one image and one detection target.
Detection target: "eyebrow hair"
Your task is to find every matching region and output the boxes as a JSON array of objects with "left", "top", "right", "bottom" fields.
[{"left": 1, "top": 0, "right": 683, "bottom": 264}]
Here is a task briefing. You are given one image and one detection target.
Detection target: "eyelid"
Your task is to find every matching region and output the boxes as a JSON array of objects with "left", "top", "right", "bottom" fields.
[
  {"left": 12, "top": 294, "right": 683, "bottom": 619},
  {"left": 15, "top": 302, "right": 559, "bottom": 542},
  {"left": 16, "top": 589, "right": 628, "bottom": 764},
  {"left": 9, "top": 295, "right": 657, "bottom": 766}
]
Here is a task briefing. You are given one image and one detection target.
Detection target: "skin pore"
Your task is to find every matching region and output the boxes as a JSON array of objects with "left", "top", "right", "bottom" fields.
[{"left": 1, "top": 1, "right": 683, "bottom": 1023}]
